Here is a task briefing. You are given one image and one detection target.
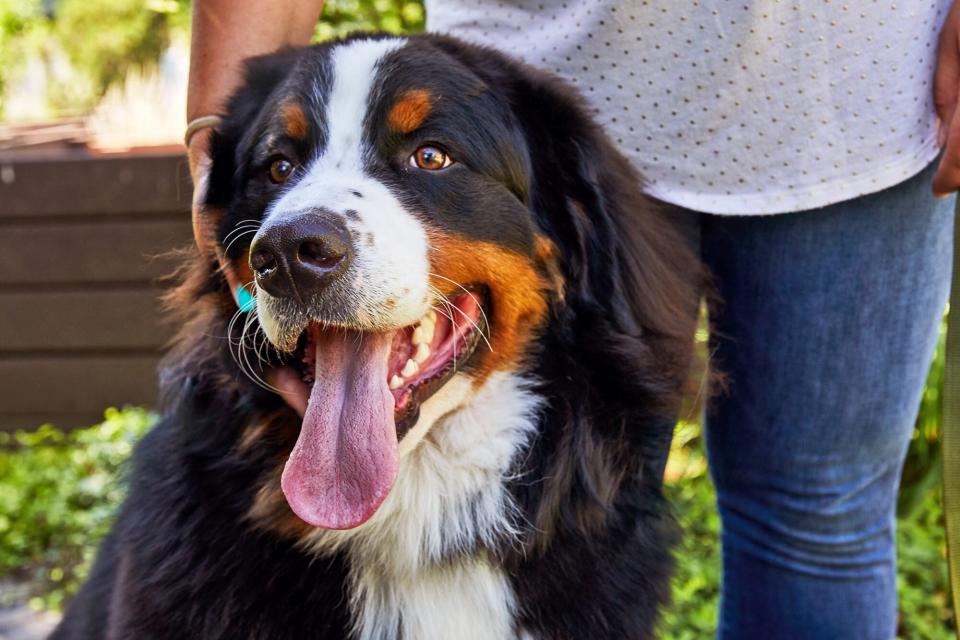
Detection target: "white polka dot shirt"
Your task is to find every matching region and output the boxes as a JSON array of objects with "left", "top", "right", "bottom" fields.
[{"left": 426, "top": 0, "right": 951, "bottom": 215}]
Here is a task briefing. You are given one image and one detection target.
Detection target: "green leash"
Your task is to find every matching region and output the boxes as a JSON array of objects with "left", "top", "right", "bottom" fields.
[{"left": 944, "top": 203, "right": 960, "bottom": 635}]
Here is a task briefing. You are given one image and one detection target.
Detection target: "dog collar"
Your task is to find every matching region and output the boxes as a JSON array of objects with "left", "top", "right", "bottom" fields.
[
  {"left": 214, "top": 250, "right": 256, "bottom": 313},
  {"left": 236, "top": 282, "right": 257, "bottom": 312}
]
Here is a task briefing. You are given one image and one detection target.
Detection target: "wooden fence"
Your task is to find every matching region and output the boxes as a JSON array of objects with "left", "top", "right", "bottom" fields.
[{"left": 0, "top": 151, "right": 193, "bottom": 431}]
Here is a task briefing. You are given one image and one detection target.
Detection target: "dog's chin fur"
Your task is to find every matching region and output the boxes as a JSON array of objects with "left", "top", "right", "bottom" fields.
[{"left": 53, "top": 34, "right": 705, "bottom": 640}]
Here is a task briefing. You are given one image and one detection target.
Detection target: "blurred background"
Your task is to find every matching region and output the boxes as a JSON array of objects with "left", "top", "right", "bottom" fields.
[{"left": 0, "top": 1, "right": 951, "bottom": 638}]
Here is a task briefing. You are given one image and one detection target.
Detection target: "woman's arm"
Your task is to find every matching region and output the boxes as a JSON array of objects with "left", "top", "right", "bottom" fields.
[
  {"left": 186, "top": 0, "right": 324, "bottom": 173},
  {"left": 934, "top": 0, "right": 960, "bottom": 195}
]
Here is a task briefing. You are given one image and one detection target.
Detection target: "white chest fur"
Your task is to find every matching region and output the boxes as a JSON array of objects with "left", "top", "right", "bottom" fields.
[{"left": 304, "top": 371, "right": 541, "bottom": 640}]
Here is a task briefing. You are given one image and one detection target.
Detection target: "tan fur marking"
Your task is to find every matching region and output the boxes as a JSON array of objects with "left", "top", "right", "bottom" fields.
[
  {"left": 243, "top": 411, "right": 314, "bottom": 540},
  {"left": 388, "top": 90, "right": 432, "bottom": 134},
  {"left": 534, "top": 235, "right": 565, "bottom": 301},
  {"left": 428, "top": 231, "right": 550, "bottom": 382},
  {"left": 238, "top": 421, "right": 269, "bottom": 453},
  {"left": 280, "top": 102, "right": 309, "bottom": 140},
  {"left": 248, "top": 466, "right": 315, "bottom": 539},
  {"left": 229, "top": 256, "right": 255, "bottom": 292},
  {"left": 192, "top": 205, "right": 225, "bottom": 259}
]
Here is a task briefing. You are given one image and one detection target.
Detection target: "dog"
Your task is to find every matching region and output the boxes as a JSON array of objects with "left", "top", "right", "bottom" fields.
[{"left": 53, "top": 33, "right": 702, "bottom": 639}]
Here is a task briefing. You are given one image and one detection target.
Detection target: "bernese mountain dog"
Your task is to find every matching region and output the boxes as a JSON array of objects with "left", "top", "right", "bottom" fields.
[{"left": 53, "top": 34, "right": 702, "bottom": 640}]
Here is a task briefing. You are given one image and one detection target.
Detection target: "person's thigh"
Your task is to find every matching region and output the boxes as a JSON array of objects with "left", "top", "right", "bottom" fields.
[{"left": 700, "top": 162, "right": 954, "bottom": 640}]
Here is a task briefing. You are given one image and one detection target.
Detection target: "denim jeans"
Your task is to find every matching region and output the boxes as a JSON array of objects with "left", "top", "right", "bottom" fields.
[{"left": 689, "top": 160, "right": 954, "bottom": 639}]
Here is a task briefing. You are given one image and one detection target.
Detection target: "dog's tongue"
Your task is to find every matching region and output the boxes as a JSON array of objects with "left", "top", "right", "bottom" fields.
[{"left": 281, "top": 328, "right": 398, "bottom": 529}]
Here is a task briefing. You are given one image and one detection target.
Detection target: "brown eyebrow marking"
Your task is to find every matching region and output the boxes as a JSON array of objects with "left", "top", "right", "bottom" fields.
[
  {"left": 279, "top": 102, "right": 308, "bottom": 140},
  {"left": 388, "top": 89, "right": 432, "bottom": 134}
]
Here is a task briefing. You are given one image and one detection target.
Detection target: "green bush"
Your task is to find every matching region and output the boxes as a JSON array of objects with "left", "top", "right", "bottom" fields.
[
  {"left": 50, "top": 0, "right": 189, "bottom": 111},
  {"left": 0, "top": 408, "right": 950, "bottom": 638},
  {"left": 315, "top": 0, "right": 425, "bottom": 41},
  {"left": 0, "top": 408, "right": 154, "bottom": 611},
  {"left": 0, "top": 0, "right": 48, "bottom": 118},
  {"left": 0, "top": 0, "right": 426, "bottom": 119}
]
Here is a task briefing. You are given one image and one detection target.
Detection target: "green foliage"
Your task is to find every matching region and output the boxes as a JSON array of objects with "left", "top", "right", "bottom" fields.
[
  {"left": 315, "top": 0, "right": 424, "bottom": 41},
  {"left": 51, "top": 0, "right": 189, "bottom": 111},
  {"left": 0, "top": 0, "right": 49, "bottom": 118},
  {"left": 0, "top": 408, "right": 154, "bottom": 611},
  {"left": 897, "top": 482, "right": 954, "bottom": 639},
  {"left": 661, "top": 457, "right": 721, "bottom": 639},
  {"left": 0, "top": 0, "right": 427, "bottom": 120},
  {"left": 0, "top": 0, "right": 190, "bottom": 118},
  {"left": 901, "top": 316, "right": 947, "bottom": 517},
  {"left": 0, "top": 404, "right": 953, "bottom": 635}
]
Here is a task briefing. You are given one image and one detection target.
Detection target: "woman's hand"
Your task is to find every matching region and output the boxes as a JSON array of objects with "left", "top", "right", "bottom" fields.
[{"left": 934, "top": 0, "right": 960, "bottom": 196}]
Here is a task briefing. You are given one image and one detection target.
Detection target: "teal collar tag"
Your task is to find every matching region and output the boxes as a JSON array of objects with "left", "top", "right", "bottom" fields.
[{"left": 237, "top": 285, "right": 256, "bottom": 312}]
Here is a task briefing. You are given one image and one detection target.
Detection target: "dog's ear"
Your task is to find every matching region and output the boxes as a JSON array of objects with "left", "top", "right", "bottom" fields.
[
  {"left": 204, "top": 50, "right": 302, "bottom": 208},
  {"left": 512, "top": 68, "right": 703, "bottom": 410},
  {"left": 184, "top": 49, "right": 303, "bottom": 309}
]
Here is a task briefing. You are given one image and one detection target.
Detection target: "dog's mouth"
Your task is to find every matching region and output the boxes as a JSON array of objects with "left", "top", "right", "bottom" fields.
[
  {"left": 296, "top": 289, "right": 486, "bottom": 435},
  {"left": 279, "top": 289, "right": 487, "bottom": 531}
]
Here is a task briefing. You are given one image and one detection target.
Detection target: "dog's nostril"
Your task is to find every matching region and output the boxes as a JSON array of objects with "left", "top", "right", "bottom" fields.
[
  {"left": 250, "top": 249, "right": 278, "bottom": 276},
  {"left": 298, "top": 239, "right": 345, "bottom": 271}
]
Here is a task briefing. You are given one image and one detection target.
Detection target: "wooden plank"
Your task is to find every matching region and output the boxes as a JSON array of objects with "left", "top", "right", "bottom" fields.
[
  {"left": 0, "top": 290, "right": 176, "bottom": 351},
  {"left": 0, "top": 153, "right": 192, "bottom": 218},
  {"left": 0, "top": 355, "right": 159, "bottom": 414},
  {"left": 0, "top": 218, "right": 193, "bottom": 285}
]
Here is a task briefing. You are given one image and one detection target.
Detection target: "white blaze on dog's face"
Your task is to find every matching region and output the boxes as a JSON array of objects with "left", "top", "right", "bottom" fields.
[
  {"left": 205, "top": 37, "right": 560, "bottom": 531},
  {"left": 257, "top": 40, "right": 431, "bottom": 343}
]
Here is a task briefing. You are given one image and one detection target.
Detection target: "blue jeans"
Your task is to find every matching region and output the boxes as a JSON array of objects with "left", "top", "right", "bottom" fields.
[{"left": 691, "top": 160, "right": 954, "bottom": 639}]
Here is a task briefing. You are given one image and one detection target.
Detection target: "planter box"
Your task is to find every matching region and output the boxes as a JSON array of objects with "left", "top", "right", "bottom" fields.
[{"left": 0, "top": 151, "right": 193, "bottom": 431}]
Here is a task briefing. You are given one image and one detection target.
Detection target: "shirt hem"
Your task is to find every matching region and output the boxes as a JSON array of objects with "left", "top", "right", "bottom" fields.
[{"left": 642, "top": 137, "right": 942, "bottom": 216}]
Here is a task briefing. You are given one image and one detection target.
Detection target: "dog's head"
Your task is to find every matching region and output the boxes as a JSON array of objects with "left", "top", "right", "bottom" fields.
[{"left": 191, "top": 35, "right": 700, "bottom": 532}]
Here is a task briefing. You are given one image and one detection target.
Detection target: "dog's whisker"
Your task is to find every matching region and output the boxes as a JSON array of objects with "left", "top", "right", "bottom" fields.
[
  {"left": 223, "top": 229, "right": 260, "bottom": 256},
  {"left": 221, "top": 223, "right": 262, "bottom": 244},
  {"left": 428, "top": 285, "right": 493, "bottom": 354},
  {"left": 237, "top": 320, "right": 283, "bottom": 394},
  {"left": 442, "top": 297, "right": 493, "bottom": 354},
  {"left": 432, "top": 296, "right": 462, "bottom": 371},
  {"left": 428, "top": 272, "right": 492, "bottom": 339},
  {"left": 223, "top": 281, "right": 284, "bottom": 394},
  {"left": 426, "top": 290, "right": 460, "bottom": 371},
  {"left": 223, "top": 221, "right": 261, "bottom": 235},
  {"left": 254, "top": 327, "right": 273, "bottom": 370}
]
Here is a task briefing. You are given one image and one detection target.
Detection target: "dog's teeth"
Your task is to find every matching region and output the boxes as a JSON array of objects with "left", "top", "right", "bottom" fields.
[
  {"left": 421, "top": 319, "right": 435, "bottom": 339},
  {"left": 389, "top": 375, "right": 404, "bottom": 390},
  {"left": 414, "top": 343, "right": 430, "bottom": 364},
  {"left": 426, "top": 310, "right": 437, "bottom": 323},
  {"left": 412, "top": 326, "right": 427, "bottom": 345},
  {"left": 401, "top": 359, "right": 418, "bottom": 377},
  {"left": 412, "top": 320, "right": 435, "bottom": 346}
]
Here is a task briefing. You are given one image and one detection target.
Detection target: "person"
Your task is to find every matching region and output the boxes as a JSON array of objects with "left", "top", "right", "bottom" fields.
[{"left": 186, "top": 1, "right": 960, "bottom": 637}]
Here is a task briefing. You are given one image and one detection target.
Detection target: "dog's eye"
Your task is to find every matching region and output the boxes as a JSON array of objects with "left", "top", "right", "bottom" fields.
[
  {"left": 409, "top": 145, "right": 453, "bottom": 171},
  {"left": 269, "top": 158, "right": 295, "bottom": 184}
]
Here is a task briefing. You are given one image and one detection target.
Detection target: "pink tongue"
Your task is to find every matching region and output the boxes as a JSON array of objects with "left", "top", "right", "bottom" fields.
[{"left": 281, "top": 328, "right": 398, "bottom": 529}]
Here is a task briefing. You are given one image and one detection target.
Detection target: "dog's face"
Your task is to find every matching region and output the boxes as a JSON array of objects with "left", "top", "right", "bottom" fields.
[{"left": 203, "top": 37, "right": 561, "bottom": 530}]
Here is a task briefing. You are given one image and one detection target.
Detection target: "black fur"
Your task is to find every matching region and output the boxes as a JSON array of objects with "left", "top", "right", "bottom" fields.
[{"left": 54, "top": 34, "right": 701, "bottom": 640}]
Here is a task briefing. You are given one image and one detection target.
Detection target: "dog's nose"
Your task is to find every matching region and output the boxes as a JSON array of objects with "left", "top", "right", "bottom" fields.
[{"left": 249, "top": 211, "right": 352, "bottom": 300}]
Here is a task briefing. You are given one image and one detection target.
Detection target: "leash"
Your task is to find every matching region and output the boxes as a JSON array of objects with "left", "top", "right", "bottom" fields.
[{"left": 944, "top": 201, "right": 960, "bottom": 636}]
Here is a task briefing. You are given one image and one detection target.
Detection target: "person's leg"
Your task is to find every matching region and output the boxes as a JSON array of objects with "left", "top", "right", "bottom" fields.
[{"left": 701, "top": 162, "right": 954, "bottom": 640}]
